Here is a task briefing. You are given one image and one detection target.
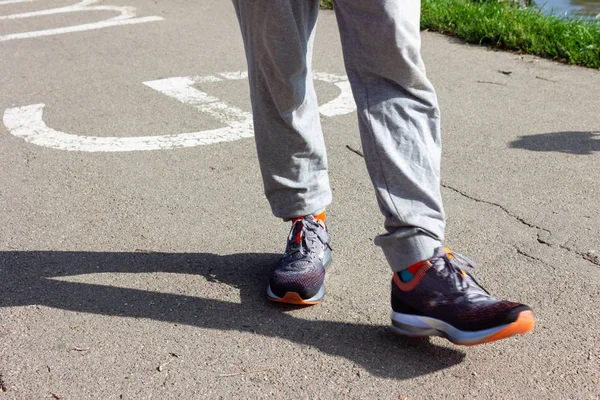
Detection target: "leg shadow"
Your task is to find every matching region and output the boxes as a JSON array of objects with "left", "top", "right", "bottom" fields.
[{"left": 0, "top": 251, "right": 465, "bottom": 379}]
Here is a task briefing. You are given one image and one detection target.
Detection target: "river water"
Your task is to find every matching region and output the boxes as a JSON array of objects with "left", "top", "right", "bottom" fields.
[{"left": 536, "top": 0, "right": 600, "bottom": 18}]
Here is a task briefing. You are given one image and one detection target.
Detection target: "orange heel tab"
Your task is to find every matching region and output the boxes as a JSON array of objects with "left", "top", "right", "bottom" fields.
[
  {"left": 313, "top": 211, "right": 326, "bottom": 224},
  {"left": 393, "top": 259, "right": 432, "bottom": 291}
]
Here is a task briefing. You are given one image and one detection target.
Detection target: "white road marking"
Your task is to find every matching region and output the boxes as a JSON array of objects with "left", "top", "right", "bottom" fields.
[
  {"left": 218, "top": 71, "right": 248, "bottom": 81},
  {"left": 143, "top": 76, "right": 252, "bottom": 126},
  {"left": 3, "top": 104, "right": 254, "bottom": 152},
  {"left": 0, "top": 0, "right": 138, "bottom": 20},
  {"left": 2, "top": 72, "right": 357, "bottom": 152},
  {"left": 313, "top": 72, "right": 357, "bottom": 117},
  {"left": 0, "top": 0, "right": 41, "bottom": 5},
  {"left": 0, "top": 0, "right": 163, "bottom": 42}
]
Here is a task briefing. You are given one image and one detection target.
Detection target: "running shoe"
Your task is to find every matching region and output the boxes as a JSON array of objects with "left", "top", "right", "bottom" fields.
[
  {"left": 391, "top": 247, "right": 535, "bottom": 346},
  {"left": 267, "top": 213, "right": 332, "bottom": 305}
]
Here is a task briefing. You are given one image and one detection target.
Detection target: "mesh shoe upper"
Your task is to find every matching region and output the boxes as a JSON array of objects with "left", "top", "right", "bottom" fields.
[
  {"left": 392, "top": 247, "right": 531, "bottom": 332},
  {"left": 269, "top": 216, "right": 331, "bottom": 299}
]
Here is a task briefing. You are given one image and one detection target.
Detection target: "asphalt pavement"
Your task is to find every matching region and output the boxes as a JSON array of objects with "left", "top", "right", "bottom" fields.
[{"left": 1, "top": 1, "right": 599, "bottom": 399}]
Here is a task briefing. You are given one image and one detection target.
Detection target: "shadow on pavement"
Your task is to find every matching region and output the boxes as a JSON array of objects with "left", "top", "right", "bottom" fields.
[
  {"left": 0, "top": 251, "right": 465, "bottom": 379},
  {"left": 509, "top": 131, "right": 600, "bottom": 155}
]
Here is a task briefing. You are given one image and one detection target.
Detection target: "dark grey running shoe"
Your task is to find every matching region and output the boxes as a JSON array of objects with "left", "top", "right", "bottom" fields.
[
  {"left": 267, "top": 215, "right": 332, "bottom": 305},
  {"left": 391, "top": 247, "right": 535, "bottom": 346}
]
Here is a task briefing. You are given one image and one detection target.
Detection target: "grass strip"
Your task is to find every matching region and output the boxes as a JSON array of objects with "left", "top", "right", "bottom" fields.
[
  {"left": 321, "top": 0, "right": 334, "bottom": 10},
  {"left": 320, "top": 0, "right": 600, "bottom": 69}
]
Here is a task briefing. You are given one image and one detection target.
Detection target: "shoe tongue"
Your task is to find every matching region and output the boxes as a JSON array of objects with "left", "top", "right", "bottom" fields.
[
  {"left": 290, "top": 218, "right": 315, "bottom": 246},
  {"left": 292, "top": 219, "right": 304, "bottom": 239},
  {"left": 433, "top": 247, "right": 449, "bottom": 257}
]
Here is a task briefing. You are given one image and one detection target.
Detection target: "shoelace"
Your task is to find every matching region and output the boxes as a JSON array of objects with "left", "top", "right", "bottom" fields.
[
  {"left": 431, "top": 249, "right": 491, "bottom": 300},
  {"left": 286, "top": 217, "right": 330, "bottom": 257}
]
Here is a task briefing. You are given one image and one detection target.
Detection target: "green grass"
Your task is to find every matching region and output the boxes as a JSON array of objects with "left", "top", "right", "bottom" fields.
[
  {"left": 320, "top": 0, "right": 600, "bottom": 69},
  {"left": 320, "top": 0, "right": 333, "bottom": 10}
]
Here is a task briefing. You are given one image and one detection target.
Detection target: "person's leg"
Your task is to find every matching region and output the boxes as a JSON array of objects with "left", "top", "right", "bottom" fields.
[
  {"left": 333, "top": 0, "right": 534, "bottom": 345},
  {"left": 333, "top": 0, "right": 444, "bottom": 272},
  {"left": 232, "top": 0, "right": 332, "bottom": 305},
  {"left": 231, "top": 0, "right": 331, "bottom": 219}
]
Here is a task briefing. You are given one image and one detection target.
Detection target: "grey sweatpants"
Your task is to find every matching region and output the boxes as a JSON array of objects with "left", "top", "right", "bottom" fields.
[{"left": 232, "top": 0, "right": 446, "bottom": 271}]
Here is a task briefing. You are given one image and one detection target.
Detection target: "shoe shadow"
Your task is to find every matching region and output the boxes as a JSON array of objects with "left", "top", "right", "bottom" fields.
[{"left": 0, "top": 251, "right": 465, "bottom": 379}]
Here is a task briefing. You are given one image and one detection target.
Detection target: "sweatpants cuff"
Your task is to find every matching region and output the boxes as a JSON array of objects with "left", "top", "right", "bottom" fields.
[
  {"left": 376, "top": 232, "right": 442, "bottom": 272},
  {"left": 272, "top": 197, "right": 331, "bottom": 221}
]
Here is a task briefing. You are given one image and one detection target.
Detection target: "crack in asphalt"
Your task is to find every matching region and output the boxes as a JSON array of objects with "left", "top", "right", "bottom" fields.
[
  {"left": 514, "top": 247, "right": 556, "bottom": 270},
  {"left": 441, "top": 182, "right": 599, "bottom": 267},
  {"left": 559, "top": 244, "right": 600, "bottom": 266},
  {"left": 536, "top": 234, "right": 553, "bottom": 247},
  {"left": 539, "top": 231, "right": 600, "bottom": 266},
  {"left": 441, "top": 183, "right": 550, "bottom": 233}
]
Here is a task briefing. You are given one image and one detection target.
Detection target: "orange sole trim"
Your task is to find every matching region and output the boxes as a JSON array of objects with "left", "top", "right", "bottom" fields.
[
  {"left": 462, "top": 310, "right": 535, "bottom": 346},
  {"left": 268, "top": 292, "right": 321, "bottom": 306}
]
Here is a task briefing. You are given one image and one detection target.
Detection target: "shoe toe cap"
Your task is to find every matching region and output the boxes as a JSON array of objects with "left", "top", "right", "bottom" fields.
[{"left": 269, "top": 263, "right": 325, "bottom": 299}]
